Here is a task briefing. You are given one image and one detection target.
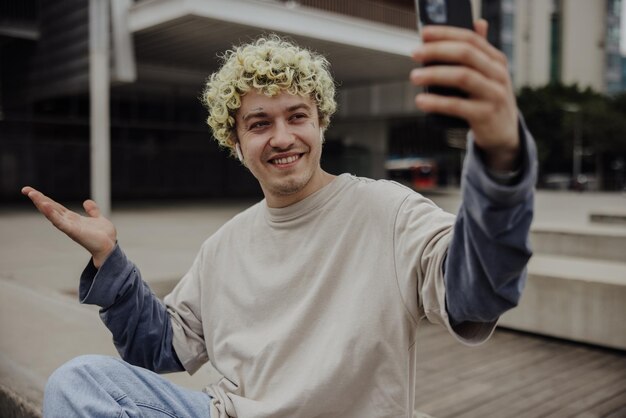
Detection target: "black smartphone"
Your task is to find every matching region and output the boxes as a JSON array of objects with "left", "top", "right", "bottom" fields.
[{"left": 416, "top": 0, "right": 474, "bottom": 129}]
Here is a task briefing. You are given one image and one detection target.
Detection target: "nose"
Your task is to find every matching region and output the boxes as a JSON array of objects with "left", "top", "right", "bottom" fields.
[{"left": 268, "top": 120, "right": 295, "bottom": 150}]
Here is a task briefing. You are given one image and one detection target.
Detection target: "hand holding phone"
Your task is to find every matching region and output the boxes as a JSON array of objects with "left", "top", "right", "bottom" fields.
[
  {"left": 415, "top": 0, "right": 474, "bottom": 129},
  {"left": 411, "top": 1, "right": 521, "bottom": 171}
]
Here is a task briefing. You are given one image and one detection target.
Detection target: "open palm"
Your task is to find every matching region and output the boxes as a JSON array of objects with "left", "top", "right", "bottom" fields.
[{"left": 22, "top": 186, "right": 117, "bottom": 268}]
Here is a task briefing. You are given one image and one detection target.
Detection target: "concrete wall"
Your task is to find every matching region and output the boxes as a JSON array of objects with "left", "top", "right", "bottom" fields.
[
  {"left": 561, "top": 0, "right": 607, "bottom": 91},
  {"left": 513, "top": 0, "right": 552, "bottom": 89},
  {"left": 501, "top": 264, "right": 626, "bottom": 350},
  {"left": 327, "top": 119, "right": 389, "bottom": 179},
  {"left": 331, "top": 80, "right": 422, "bottom": 179},
  {"left": 530, "top": 228, "right": 626, "bottom": 263},
  {"left": 337, "top": 80, "right": 420, "bottom": 120},
  {"left": 501, "top": 222, "right": 626, "bottom": 350}
]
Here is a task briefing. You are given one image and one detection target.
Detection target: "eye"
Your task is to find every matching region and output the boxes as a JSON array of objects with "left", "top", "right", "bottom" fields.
[
  {"left": 289, "top": 113, "right": 308, "bottom": 122},
  {"left": 250, "top": 120, "right": 269, "bottom": 130}
]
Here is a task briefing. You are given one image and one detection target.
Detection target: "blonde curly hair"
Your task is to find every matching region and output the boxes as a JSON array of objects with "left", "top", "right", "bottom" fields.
[{"left": 202, "top": 35, "right": 337, "bottom": 157}]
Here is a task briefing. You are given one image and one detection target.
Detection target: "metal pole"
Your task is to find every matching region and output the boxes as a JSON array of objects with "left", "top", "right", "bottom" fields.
[
  {"left": 563, "top": 104, "right": 582, "bottom": 186},
  {"left": 573, "top": 110, "right": 582, "bottom": 181},
  {"left": 89, "top": 0, "right": 111, "bottom": 217}
]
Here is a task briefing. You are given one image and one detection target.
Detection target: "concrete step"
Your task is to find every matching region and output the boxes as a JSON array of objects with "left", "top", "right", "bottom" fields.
[
  {"left": 530, "top": 227, "right": 626, "bottom": 263},
  {"left": 590, "top": 210, "right": 626, "bottom": 225},
  {"left": 0, "top": 279, "right": 221, "bottom": 418},
  {"left": 500, "top": 254, "right": 626, "bottom": 350}
]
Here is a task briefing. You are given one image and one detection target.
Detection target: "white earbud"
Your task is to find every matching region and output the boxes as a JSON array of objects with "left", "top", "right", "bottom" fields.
[{"left": 235, "top": 143, "right": 244, "bottom": 162}]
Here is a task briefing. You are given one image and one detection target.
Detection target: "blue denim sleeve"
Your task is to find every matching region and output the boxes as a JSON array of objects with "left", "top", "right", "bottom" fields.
[
  {"left": 79, "top": 244, "right": 185, "bottom": 373},
  {"left": 444, "top": 117, "right": 538, "bottom": 325}
]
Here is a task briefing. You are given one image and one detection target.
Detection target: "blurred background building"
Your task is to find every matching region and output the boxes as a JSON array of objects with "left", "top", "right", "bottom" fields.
[
  {"left": 482, "top": 0, "right": 624, "bottom": 93},
  {"left": 0, "top": 0, "right": 625, "bottom": 205}
]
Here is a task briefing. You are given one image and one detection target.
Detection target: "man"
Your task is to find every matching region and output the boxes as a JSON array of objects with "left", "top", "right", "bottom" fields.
[{"left": 23, "top": 20, "right": 536, "bottom": 418}]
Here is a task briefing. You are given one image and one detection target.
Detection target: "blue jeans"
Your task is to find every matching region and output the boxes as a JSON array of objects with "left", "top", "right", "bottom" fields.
[{"left": 43, "top": 355, "right": 212, "bottom": 418}]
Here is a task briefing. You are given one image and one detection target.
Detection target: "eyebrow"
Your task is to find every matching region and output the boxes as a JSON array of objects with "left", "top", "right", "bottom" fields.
[
  {"left": 241, "top": 103, "right": 312, "bottom": 122},
  {"left": 242, "top": 107, "right": 265, "bottom": 122}
]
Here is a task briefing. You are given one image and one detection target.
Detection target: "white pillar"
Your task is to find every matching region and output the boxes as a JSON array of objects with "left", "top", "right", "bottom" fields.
[{"left": 89, "top": 0, "right": 111, "bottom": 217}]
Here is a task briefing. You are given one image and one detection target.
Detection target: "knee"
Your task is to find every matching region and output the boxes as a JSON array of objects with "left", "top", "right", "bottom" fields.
[
  {"left": 43, "top": 355, "right": 121, "bottom": 416},
  {"left": 45, "top": 355, "right": 117, "bottom": 396}
]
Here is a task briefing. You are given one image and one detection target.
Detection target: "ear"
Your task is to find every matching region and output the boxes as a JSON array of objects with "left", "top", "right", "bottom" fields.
[{"left": 235, "top": 143, "right": 244, "bottom": 162}]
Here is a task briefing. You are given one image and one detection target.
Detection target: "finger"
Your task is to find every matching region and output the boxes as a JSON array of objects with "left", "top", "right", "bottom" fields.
[
  {"left": 474, "top": 19, "right": 488, "bottom": 39},
  {"left": 410, "top": 66, "right": 505, "bottom": 101},
  {"left": 21, "top": 186, "right": 36, "bottom": 196},
  {"left": 25, "top": 189, "right": 52, "bottom": 212},
  {"left": 25, "top": 190, "right": 68, "bottom": 219},
  {"left": 39, "top": 202, "right": 62, "bottom": 226},
  {"left": 83, "top": 200, "right": 101, "bottom": 218},
  {"left": 42, "top": 202, "right": 75, "bottom": 234},
  {"left": 415, "top": 92, "right": 495, "bottom": 123},
  {"left": 411, "top": 41, "right": 509, "bottom": 84},
  {"left": 420, "top": 25, "right": 507, "bottom": 65}
]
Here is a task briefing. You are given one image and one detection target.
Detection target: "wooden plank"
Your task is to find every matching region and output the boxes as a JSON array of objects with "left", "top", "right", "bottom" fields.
[
  {"left": 507, "top": 357, "right": 625, "bottom": 417},
  {"left": 606, "top": 404, "right": 626, "bottom": 418},
  {"left": 542, "top": 382, "right": 626, "bottom": 417},
  {"left": 453, "top": 346, "right": 601, "bottom": 418},
  {"left": 565, "top": 389, "right": 626, "bottom": 418},
  {"left": 414, "top": 380, "right": 493, "bottom": 413},
  {"left": 412, "top": 323, "right": 626, "bottom": 418},
  {"left": 489, "top": 352, "right": 605, "bottom": 418},
  {"left": 417, "top": 330, "right": 539, "bottom": 382},
  {"left": 589, "top": 389, "right": 626, "bottom": 417},
  {"left": 415, "top": 328, "right": 547, "bottom": 416},
  {"left": 428, "top": 337, "right": 548, "bottom": 381},
  {"left": 429, "top": 346, "right": 560, "bottom": 416}
]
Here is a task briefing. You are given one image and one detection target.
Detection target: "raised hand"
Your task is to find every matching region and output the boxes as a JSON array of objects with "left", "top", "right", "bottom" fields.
[
  {"left": 22, "top": 187, "right": 117, "bottom": 268},
  {"left": 410, "top": 19, "right": 520, "bottom": 172}
]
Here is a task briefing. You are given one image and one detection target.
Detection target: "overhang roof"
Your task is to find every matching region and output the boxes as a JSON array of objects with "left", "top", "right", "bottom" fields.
[{"left": 128, "top": 0, "right": 422, "bottom": 88}]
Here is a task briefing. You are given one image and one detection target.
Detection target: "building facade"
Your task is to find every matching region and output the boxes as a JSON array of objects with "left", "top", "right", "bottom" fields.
[
  {"left": 482, "top": 0, "right": 625, "bottom": 93},
  {"left": 2, "top": 0, "right": 624, "bottom": 203},
  {"left": 1, "top": 0, "right": 436, "bottom": 203}
]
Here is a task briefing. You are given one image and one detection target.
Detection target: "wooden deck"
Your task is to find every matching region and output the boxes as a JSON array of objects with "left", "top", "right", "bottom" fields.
[{"left": 414, "top": 323, "right": 626, "bottom": 418}]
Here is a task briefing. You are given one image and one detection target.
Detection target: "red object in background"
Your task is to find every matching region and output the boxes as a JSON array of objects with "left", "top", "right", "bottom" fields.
[
  {"left": 411, "top": 163, "right": 438, "bottom": 190},
  {"left": 385, "top": 158, "right": 438, "bottom": 190}
]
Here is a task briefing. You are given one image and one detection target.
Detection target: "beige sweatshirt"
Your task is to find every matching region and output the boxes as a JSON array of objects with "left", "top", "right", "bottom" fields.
[{"left": 164, "top": 174, "right": 494, "bottom": 418}]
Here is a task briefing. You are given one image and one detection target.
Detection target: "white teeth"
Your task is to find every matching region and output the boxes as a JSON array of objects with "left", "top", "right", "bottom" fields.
[{"left": 272, "top": 155, "right": 299, "bottom": 165}]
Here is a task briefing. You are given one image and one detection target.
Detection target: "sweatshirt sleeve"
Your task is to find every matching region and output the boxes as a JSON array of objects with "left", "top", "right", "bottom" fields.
[
  {"left": 162, "top": 241, "right": 211, "bottom": 375},
  {"left": 444, "top": 117, "right": 537, "bottom": 326},
  {"left": 79, "top": 244, "right": 185, "bottom": 373}
]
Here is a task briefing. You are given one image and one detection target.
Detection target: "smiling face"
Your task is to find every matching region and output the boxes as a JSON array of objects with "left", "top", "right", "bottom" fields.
[{"left": 235, "top": 90, "right": 334, "bottom": 208}]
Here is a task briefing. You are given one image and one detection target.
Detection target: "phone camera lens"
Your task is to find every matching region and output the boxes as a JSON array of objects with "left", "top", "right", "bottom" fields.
[{"left": 426, "top": 0, "right": 447, "bottom": 24}]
